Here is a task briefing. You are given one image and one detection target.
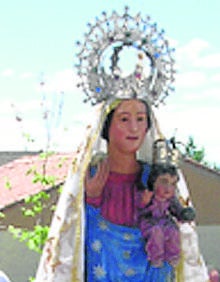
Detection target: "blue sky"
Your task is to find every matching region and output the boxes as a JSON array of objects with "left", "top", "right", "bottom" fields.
[{"left": 0, "top": 0, "right": 220, "bottom": 165}]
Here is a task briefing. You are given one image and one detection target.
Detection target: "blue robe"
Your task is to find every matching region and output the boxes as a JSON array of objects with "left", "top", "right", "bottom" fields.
[
  {"left": 86, "top": 205, "right": 174, "bottom": 281},
  {"left": 85, "top": 164, "right": 174, "bottom": 282}
]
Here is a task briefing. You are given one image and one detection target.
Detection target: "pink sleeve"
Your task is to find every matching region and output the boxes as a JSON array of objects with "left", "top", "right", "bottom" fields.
[{"left": 86, "top": 194, "right": 102, "bottom": 207}]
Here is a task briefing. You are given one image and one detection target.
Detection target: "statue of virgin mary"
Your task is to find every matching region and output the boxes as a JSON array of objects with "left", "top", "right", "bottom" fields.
[{"left": 35, "top": 7, "right": 209, "bottom": 282}]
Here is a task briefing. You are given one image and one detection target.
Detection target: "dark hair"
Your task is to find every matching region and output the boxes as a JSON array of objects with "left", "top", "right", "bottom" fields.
[
  {"left": 147, "top": 163, "right": 179, "bottom": 191},
  {"left": 101, "top": 100, "right": 152, "bottom": 142}
]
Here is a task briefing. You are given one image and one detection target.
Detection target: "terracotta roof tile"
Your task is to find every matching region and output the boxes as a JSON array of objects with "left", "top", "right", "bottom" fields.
[{"left": 0, "top": 152, "right": 74, "bottom": 209}]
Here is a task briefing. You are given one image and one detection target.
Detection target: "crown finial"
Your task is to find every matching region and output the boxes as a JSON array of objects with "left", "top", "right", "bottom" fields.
[{"left": 153, "top": 138, "right": 180, "bottom": 167}]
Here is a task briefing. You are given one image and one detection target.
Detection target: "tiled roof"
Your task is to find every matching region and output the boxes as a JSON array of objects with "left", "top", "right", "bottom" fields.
[
  {"left": 0, "top": 152, "right": 73, "bottom": 209},
  {"left": 182, "top": 157, "right": 220, "bottom": 177},
  {"left": 1, "top": 151, "right": 219, "bottom": 210},
  {"left": 0, "top": 151, "right": 41, "bottom": 166}
]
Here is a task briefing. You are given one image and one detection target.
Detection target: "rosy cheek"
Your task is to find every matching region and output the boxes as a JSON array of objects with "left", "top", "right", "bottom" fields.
[
  {"left": 156, "top": 185, "right": 164, "bottom": 191},
  {"left": 109, "top": 124, "right": 125, "bottom": 142}
]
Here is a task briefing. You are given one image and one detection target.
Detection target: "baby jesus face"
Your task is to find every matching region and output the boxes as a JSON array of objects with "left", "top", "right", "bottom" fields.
[{"left": 154, "top": 173, "right": 179, "bottom": 201}]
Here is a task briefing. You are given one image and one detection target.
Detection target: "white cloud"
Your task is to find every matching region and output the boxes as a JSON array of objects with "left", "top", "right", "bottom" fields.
[
  {"left": 177, "top": 38, "right": 210, "bottom": 64},
  {"left": 200, "top": 88, "right": 220, "bottom": 102},
  {"left": 0, "top": 115, "right": 89, "bottom": 152},
  {"left": 20, "top": 72, "right": 33, "bottom": 79},
  {"left": 194, "top": 53, "right": 220, "bottom": 68},
  {"left": 52, "top": 123, "right": 90, "bottom": 152},
  {"left": 9, "top": 100, "right": 42, "bottom": 117},
  {"left": 0, "top": 101, "right": 15, "bottom": 115},
  {"left": 0, "top": 118, "right": 30, "bottom": 150},
  {"left": 1, "top": 69, "right": 14, "bottom": 77},
  {"left": 211, "top": 73, "right": 220, "bottom": 83},
  {"left": 177, "top": 39, "right": 220, "bottom": 72},
  {"left": 1, "top": 69, "right": 34, "bottom": 79},
  {"left": 37, "top": 69, "right": 78, "bottom": 93},
  {"left": 176, "top": 71, "right": 206, "bottom": 88}
]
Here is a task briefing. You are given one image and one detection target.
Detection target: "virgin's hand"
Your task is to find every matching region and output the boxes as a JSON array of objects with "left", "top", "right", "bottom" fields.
[{"left": 85, "top": 158, "right": 110, "bottom": 198}]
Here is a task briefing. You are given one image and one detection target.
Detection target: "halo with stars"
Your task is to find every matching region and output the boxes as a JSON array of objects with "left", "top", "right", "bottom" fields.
[{"left": 75, "top": 6, "right": 176, "bottom": 106}]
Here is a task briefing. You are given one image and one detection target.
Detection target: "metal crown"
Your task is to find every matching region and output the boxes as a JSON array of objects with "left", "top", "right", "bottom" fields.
[{"left": 75, "top": 6, "right": 176, "bottom": 106}]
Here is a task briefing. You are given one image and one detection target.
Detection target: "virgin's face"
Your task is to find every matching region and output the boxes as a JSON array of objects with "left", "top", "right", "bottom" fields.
[{"left": 108, "top": 99, "right": 149, "bottom": 154}]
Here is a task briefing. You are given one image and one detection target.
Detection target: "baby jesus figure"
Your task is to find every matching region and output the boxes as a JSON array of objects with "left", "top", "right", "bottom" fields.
[{"left": 138, "top": 163, "right": 196, "bottom": 268}]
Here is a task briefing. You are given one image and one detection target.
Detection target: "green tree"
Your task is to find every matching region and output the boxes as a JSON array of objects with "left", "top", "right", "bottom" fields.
[
  {"left": 185, "top": 136, "right": 205, "bottom": 163},
  {"left": 8, "top": 151, "right": 65, "bottom": 281},
  {"left": 8, "top": 152, "right": 56, "bottom": 252},
  {"left": 183, "top": 136, "right": 220, "bottom": 171}
]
